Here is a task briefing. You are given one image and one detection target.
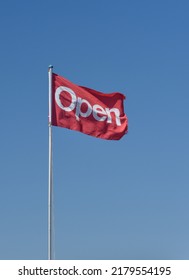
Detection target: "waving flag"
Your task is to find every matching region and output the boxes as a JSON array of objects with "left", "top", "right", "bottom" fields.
[{"left": 51, "top": 73, "right": 128, "bottom": 140}]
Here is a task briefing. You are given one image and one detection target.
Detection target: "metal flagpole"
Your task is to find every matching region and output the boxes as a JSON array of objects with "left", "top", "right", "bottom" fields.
[{"left": 48, "top": 65, "right": 53, "bottom": 260}]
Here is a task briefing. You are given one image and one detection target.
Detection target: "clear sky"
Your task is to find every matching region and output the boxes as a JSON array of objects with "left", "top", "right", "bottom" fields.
[{"left": 0, "top": 0, "right": 189, "bottom": 260}]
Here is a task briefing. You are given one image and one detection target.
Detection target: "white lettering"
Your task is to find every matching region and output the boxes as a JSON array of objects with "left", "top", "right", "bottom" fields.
[
  {"left": 105, "top": 108, "right": 121, "bottom": 126},
  {"left": 75, "top": 97, "right": 92, "bottom": 120},
  {"left": 93, "top": 104, "right": 107, "bottom": 121},
  {"left": 55, "top": 87, "right": 121, "bottom": 126},
  {"left": 55, "top": 86, "right": 76, "bottom": 111}
]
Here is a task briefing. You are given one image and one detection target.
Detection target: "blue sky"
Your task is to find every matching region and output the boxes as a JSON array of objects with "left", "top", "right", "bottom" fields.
[{"left": 0, "top": 0, "right": 189, "bottom": 260}]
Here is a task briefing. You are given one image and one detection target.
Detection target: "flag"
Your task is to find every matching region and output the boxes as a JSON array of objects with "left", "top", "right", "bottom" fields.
[{"left": 51, "top": 73, "right": 128, "bottom": 140}]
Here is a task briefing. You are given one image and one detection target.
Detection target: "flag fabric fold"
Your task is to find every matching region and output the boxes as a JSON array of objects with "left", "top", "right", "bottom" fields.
[{"left": 51, "top": 73, "right": 128, "bottom": 140}]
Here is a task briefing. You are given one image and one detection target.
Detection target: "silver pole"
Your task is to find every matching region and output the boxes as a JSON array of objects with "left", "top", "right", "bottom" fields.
[{"left": 48, "top": 65, "right": 53, "bottom": 260}]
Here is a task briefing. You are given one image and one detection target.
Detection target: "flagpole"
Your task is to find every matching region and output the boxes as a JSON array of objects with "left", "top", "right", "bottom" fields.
[{"left": 48, "top": 65, "right": 53, "bottom": 260}]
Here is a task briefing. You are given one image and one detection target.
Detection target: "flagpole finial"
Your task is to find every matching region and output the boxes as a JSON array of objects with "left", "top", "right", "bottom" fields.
[{"left": 48, "top": 65, "right": 53, "bottom": 71}]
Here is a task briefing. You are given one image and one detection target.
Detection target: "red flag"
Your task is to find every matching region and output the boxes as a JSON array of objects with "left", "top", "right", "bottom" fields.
[{"left": 51, "top": 73, "right": 128, "bottom": 140}]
